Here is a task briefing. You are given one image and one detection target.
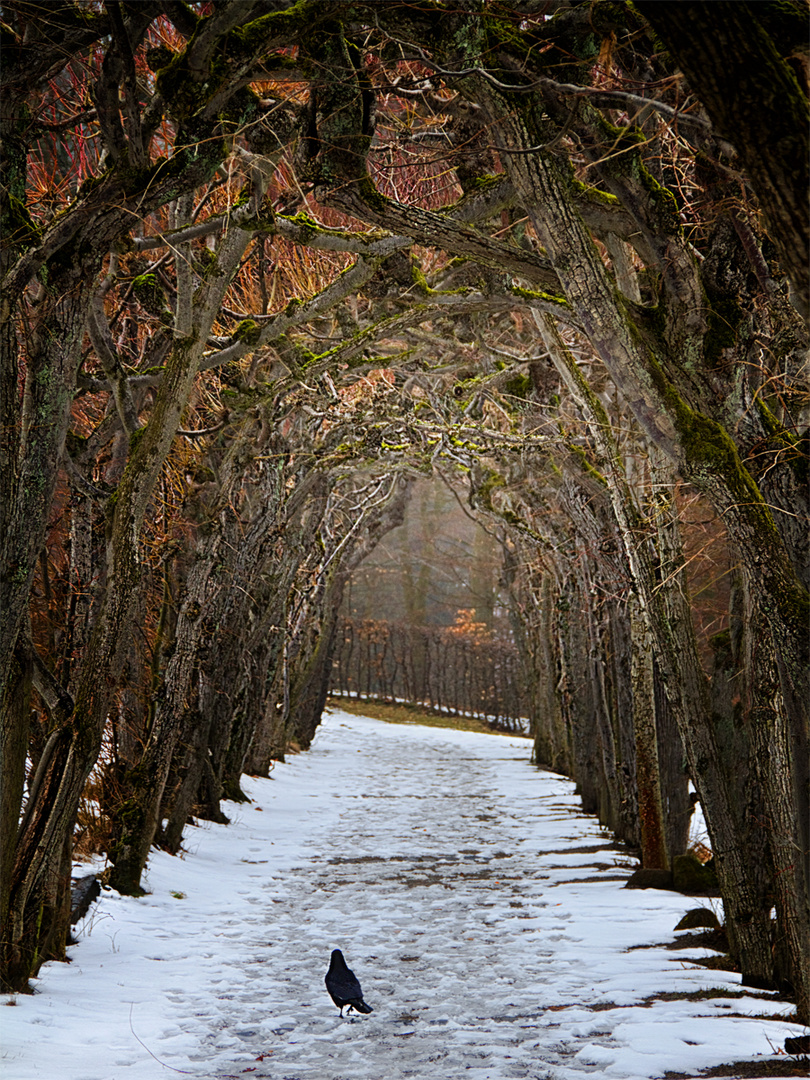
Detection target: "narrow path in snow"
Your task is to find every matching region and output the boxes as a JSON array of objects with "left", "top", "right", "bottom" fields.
[
  {"left": 158, "top": 711, "right": 792, "bottom": 1080},
  {"left": 5, "top": 711, "right": 800, "bottom": 1080},
  {"left": 206, "top": 713, "right": 592, "bottom": 1079}
]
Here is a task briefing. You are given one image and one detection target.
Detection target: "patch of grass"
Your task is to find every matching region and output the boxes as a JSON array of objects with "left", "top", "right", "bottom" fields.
[
  {"left": 325, "top": 696, "right": 529, "bottom": 738},
  {"left": 74, "top": 780, "right": 113, "bottom": 859}
]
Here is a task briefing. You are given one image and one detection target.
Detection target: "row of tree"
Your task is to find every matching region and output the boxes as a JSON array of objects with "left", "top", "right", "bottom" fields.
[
  {"left": 331, "top": 613, "right": 528, "bottom": 728},
  {"left": 1, "top": 0, "right": 807, "bottom": 1021}
]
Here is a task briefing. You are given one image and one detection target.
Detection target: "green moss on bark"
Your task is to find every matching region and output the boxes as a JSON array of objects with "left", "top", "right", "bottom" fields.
[
  {"left": 233, "top": 319, "right": 262, "bottom": 347},
  {"left": 568, "top": 444, "right": 609, "bottom": 488},
  {"left": 503, "top": 373, "right": 532, "bottom": 399}
]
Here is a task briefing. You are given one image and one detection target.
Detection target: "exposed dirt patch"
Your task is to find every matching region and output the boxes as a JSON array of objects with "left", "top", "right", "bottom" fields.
[
  {"left": 542, "top": 843, "right": 633, "bottom": 856},
  {"left": 647, "top": 987, "right": 780, "bottom": 1004},
  {"left": 683, "top": 954, "right": 740, "bottom": 974},
  {"left": 628, "top": 927, "right": 731, "bottom": 956},
  {"left": 667, "top": 928, "right": 730, "bottom": 953},
  {"left": 392, "top": 873, "right": 448, "bottom": 888},
  {"left": 663, "top": 1059, "right": 808, "bottom": 1078},
  {"left": 558, "top": 874, "right": 630, "bottom": 884},
  {"left": 543, "top": 1000, "right": 622, "bottom": 1013}
]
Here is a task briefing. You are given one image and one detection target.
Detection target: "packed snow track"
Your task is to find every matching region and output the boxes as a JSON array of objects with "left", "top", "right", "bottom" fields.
[{"left": 2, "top": 710, "right": 801, "bottom": 1080}]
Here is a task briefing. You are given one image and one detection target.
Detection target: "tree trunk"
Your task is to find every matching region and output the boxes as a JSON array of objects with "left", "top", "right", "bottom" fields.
[
  {"left": 607, "top": 599, "right": 641, "bottom": 851},
  {"left": 161, "top": 705, "right": 207, "bottom": 855},
  {"left": 629, "top": 593, "right": 669, "bottom": 870},
  {"left": 507, "top": 559, "right": 570, "bottom": 774},
  {"left": 742, "top": 585, "right": 810, "bottom": 1016},
  {"left": 579, "top": 547, "right": 623, "bottom": 837},
  {"left": 654, "top": 659, "right": 692, "bottom": 861},
  {"left": 0, "top": 650, "right": 31, "bottom": 988},
  {"left": 289, "top": 598, "right": 344, "bottom": 751},
  {"left": 637, "top": 0, "right": 810, "bottom": 322},
  {"left": 5, "top": 727, "right": 85, "bottom": 986}
]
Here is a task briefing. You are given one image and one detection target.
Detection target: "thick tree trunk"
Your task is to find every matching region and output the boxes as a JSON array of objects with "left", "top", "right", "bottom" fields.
[
  {"left": 605, "top": 599, "right": 640, "bottom": 850},
  {"left": 579, "top": 549, "right": 623, "bottom": 838},
  {"left": 742, "top": 588, "right": 810, "bottom": 1017},
  {"left": 161, "top": 706, "right": 209, "bottom": 855},
  {"left": 558, "top": 574, "right": 600, "bottom": 818},
  {"left": 244, "top": 665, "right": 288, "bottom": 775},
  {"left": 0, "top": 282, "right": 94, "bottom": 701},
  {"left": 0, "top": 650, "right": 31, "bottom": 988},
  {"left": 654, "top": 660, "right": 692, "bottom": 862},
  {"left": 629, "top": 594, "right": 669, "bottom": 870},
  {"left": 1, "top": 312, "right": 93, "bottom": 944},
  {"left": 289, "top": 599, "right": 344, "bottom": 751},
  {"left": 5, "top": 727, "right": 86, "bottom": 987},
  {"left": 637, "top": 0, "right": 810, "bottom": 323}
]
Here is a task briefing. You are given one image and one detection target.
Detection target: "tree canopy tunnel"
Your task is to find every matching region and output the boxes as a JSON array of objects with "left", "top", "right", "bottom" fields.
[{"left": 1, "top": 0, "right": 807, "bottom": 1019}]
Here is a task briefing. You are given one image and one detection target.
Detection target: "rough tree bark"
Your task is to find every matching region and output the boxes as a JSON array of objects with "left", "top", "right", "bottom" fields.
[{"left": 637, "top": 0, "right": 810, "bottom": 322}]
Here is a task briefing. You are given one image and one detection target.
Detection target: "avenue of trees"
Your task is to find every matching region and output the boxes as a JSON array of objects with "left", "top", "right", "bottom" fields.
[
  {"left": 332, "top": 611, "right": 529, "bottom": 726},
  {"left": 1, "top": 0, "right": 807, "bottom": 1022}
]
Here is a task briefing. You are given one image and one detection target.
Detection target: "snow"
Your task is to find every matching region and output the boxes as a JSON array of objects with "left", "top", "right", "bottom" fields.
[{"left": 2, "top": 709, "right": 804, "bottom": 1080}]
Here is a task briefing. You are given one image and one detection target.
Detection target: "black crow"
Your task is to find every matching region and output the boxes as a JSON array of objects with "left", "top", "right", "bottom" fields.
[{"left": 325, "top": 949, "right": 373, "bottom": 1017}]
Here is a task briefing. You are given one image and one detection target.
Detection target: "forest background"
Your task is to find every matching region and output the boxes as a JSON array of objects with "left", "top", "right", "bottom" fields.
[{"left": 1, "top": 0, "right": 808, "bottom": 1026}]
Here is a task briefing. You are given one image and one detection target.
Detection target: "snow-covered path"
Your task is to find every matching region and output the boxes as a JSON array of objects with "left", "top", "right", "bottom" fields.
[{"left": 2, "top": 710, "right": 803, "bottom": 1079}]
